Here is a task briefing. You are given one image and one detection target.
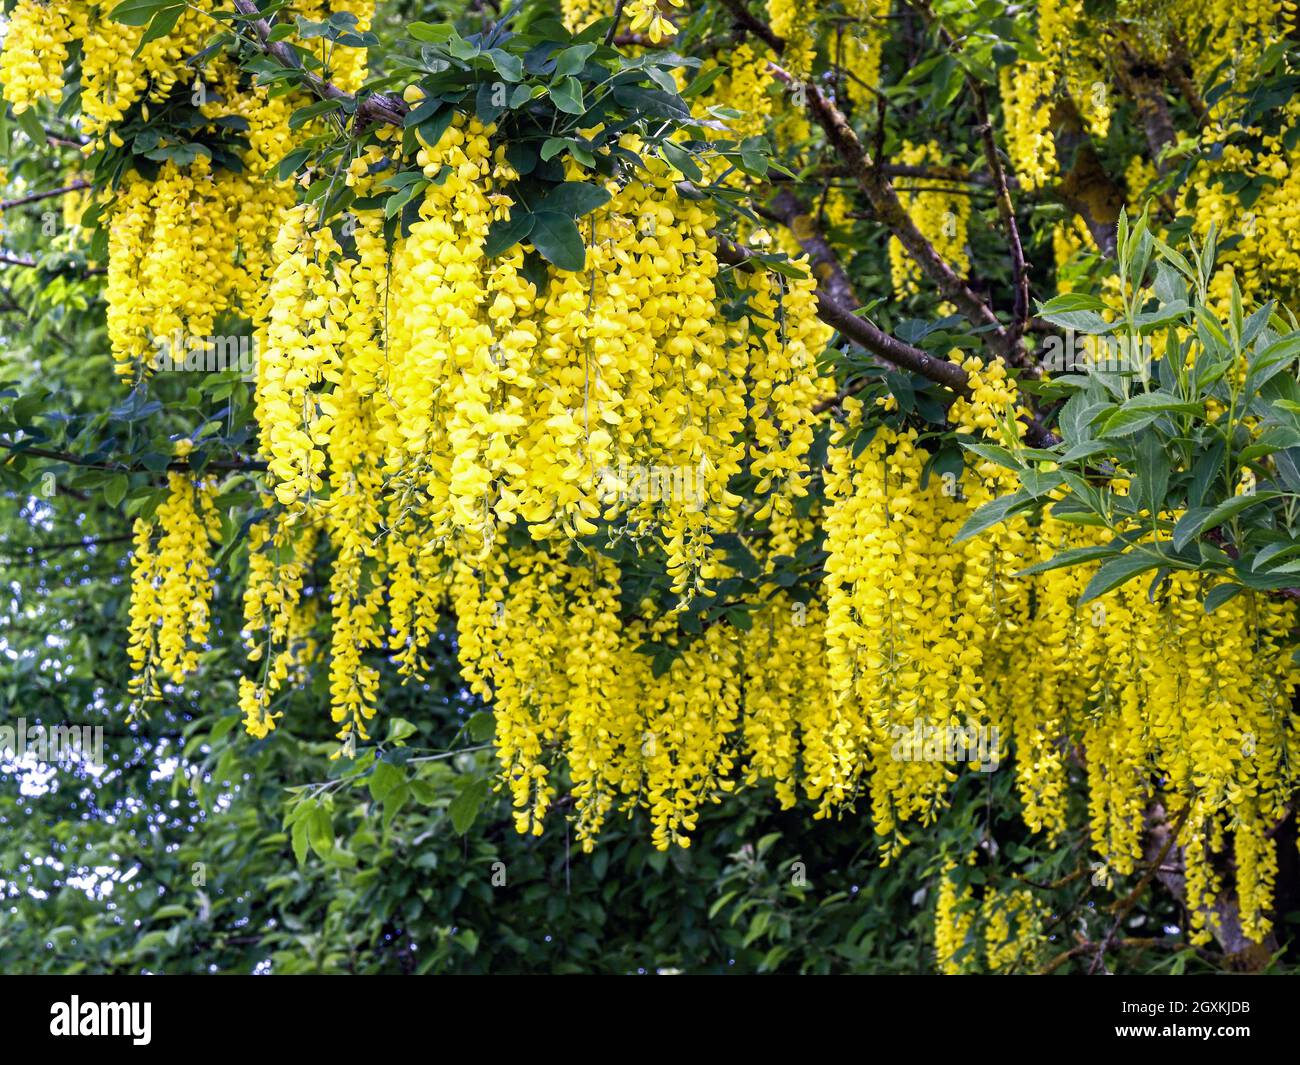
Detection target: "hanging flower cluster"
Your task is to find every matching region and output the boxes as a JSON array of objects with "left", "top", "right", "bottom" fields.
[
  {"left": 842, "top": 0, "right": 891, "bottom": 115},
  {"left": 126, "top": 456, "right": 222, "bottom": 707},
  {"left": 807, "top": 363, "right": 1300, "bottom": 950},
  {"left": 0, "top": 0, "right": 76, "bottom": 115},
  {"left": 256, "top": 118, "right": 831, "bottom": 602},
  {"left": 239, "top": 511, "right": 321, "bottom": 739},
  {"left": 19, "top": 0, "right": 1300, "bottom": 971},
  {"left": 887, "top": 141, "right": 969, "bottom": 305},
  {"left": 767, "top": 0, "right": 818, "bottom": 80},
  {"left": 1181, "top": 99, "right": 1300, "bottom": 311},
  {"left": 448, "top": 537, "right": 835, "bottom": 851}
]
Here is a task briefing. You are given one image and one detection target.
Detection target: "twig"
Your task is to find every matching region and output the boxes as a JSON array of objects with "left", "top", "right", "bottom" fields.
[
  {"left": 1088, "top": 804, "right": 1191, "bottom": 974},
  {"left": 1038, "top": 936, "right": 1178, "bottom": 976},
  {"left": 0, "top": 251, "right": 105, "bottom": 275},
  {"left": 0, "top": 439, "right": 265, "bottom": 474},
  {"left": 715, "top": 232, "right": 970, "bottom": 394},
  {"left": 974, "top": 104, "right": 1031, "bottom": 351},
  {"left": 229, "top": 0, "right": 407, "bottom": 127},
  {"left": 605, "top": 0, "right": 628, "bottom": 46},
  {"left": 0, "top": 181, "right": 90, "bottom": 211}
]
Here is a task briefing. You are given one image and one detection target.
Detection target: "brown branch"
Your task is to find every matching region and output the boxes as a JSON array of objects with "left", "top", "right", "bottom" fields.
[
  {"left": 880, "top": 184, "right": 993, "bottom": 197},
  {"left": 906, "top": 0, "right": 1031, "bottom": 358},
  {"left": 1088, "top": 803, "right": 1190, "bottom": 974},
  {"left": 766, "top": 61, "right": 1014, "bottom": 360},
  {"left": 763, "top": 189, "right": 858, "bottom": 311},
  {"left": 1038, "top": 936, "right": 1179, "bottom": 976},
  {"left": 605, "top": 0, "right": 628, "bottom": 46},
  {"left": 886, "top": 163, "right": 1009, "bottom": 188},
  {"left": 1010, "top": 865, "right": 1087, "bottom": 892},
  {"left": 0, "top": 534, "right": 131, "bottom": 561},
  {"left": 0, "top": 439, "right": 265, "bottom": 474},
  {"left": 715, "top": 232, "right": 971, "bottom": 396},
  {"left": 0, "top": 251, "right": 105, "bottom": 275},
  {"left": 716, "top": 0, "right": 784, "bottom": 52},
  {"left": 1166, "top": 37, "right": 1209, "bottom": 126},
  {"left": 230, "top": 0, "right": 406, "bottom": 127},
  {"left": 1052, "top": 97, "right": 1126, "bottom": 257},
  {"left": 971, "top": 88, "right": 1031, "bottom": 352},
  {"left": 0, "top": 181, "right": 90, "bottom": 212},
  {"left": 1113, "top": 42, "right": 1179, "bottom": 175}
]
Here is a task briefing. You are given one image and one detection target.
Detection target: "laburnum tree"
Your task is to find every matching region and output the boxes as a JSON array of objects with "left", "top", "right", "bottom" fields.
[{"left": 2, "top": 0, "right": 1300, "bottom": 975}]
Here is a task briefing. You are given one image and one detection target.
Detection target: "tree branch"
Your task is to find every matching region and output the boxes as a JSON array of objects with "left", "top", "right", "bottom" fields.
[
  {"left": 0, "top": 181, "right": 90, "bottom": 212},
  {"left": 767, "top": 61, "right": 1014, "bottom": 359},
  {"left": 229, "top": 0, "right": 407, "bottom": 127},
  {"left": 0, "top": 251, "right": 105, "bottom": 275},
  {"left": 1087, "top": 802, "right": 1190, "bottom": 974},
  {"left": 971, "top": 88, "right": 1031, "bottom": 352},
  {"left": 716, "top": 0, "right": 784, "bottom": 51},
  {"left": 715, "top": 231, "right": 971, "bottom": 395},
  {"left": 0, "top": 439, "right": 265, "bottom": 474}
]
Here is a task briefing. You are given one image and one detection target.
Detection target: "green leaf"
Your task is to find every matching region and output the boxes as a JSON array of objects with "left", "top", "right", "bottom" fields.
[
  {"left": 1193, "top": 491, "right": 1281, "bottom": 539},
  {"left": 683, "top": 65, "right": 728, "bottom": 98},
  {"left": 529, "top": 211, "right": 586, "bottom": 271},
  {"left": 448, "top": 777, "right": 490, "bottom": 834},
  {"left": 1251, "top": 541, "right": 1300, "bottom": 571},
  {"left": 1036, "top": 292, "right": 1110, "bottom": 315},
  {"left": 1036, "top": 308, "right": 1113, "bottom": 334},
  {"left": 483, "top": 211, "right": 535, "bottom": 257},
  {"left": 1057, "top": 439, "right": 1110, "bottom": 464},
  {"left": 1078, "top": 550, "right": 1166, "bottom": 604},
  {"left": 488, "top": 49, "right": 524, "bottom": 82},
  {"left": 291, "top": 817, "right": 309, "bottom": 866},
  {"left": 367, "top": 761, "right": 405, "bottom": 803},
  {"left": 953, "top": 489, "right": 1033, "bottom": 543},
  {"left": 1096, "top": 393, "right": 1202, "bottom": 437},
  {"left": 1133, "top": 432, "right": 1170, "bottom": 516},
  {"left": 1172, "top": 506, "right": 1214, "bottom": 551},
  {"left": 137, "top": 5, "right": 184, "bottom": 50},
  {"left": 277, "top": 146, "right": 312, "bottom": 182},
  {"left": 382, "top": 784, "right": 408, "bottom": 834},
  {"left": 1188, "top": 439, "right": 1225, "bottom": 508},
  {"left": 535, "top": 181, "right": 611, "bottom": 218},
  {"left": 384, "top": 177, "right": 428, "bottom": 219},
  {"left": 289, "top": 98, "right": 341, "bottom": 130},
  {"left": 1015, "top": 544, "right": 1117, "bottom": 578},
  {"left": 960, "top": 442, "right": 1019, "bottom": 470},
  {"left": 611, "top": 84, "right": 690, "bottom": 120},
  {"left": 448, "top": 35, "right": 480, "bottom": 60},
  {"left": 108, "top": 0, "right": 174, "bottom": 26},
  {"left": 307, "top": 806, "right": 334, "bottom": 859},
  {"left": 386, "top": 716, "right": 417, "bottom": 742},
  {"left": 540, "top": 137, "right": 570, "bottom": 162},
  {"left": 14, "top": 106, "right": 45, "bottom": 145},
  {"left": 104, "top": 474, "right": 129, "bottom": 508},
  {"left": 1203, "top": 582, "right": 1245, "bottom": 614},
  {"left": 467, "top": 711, "right": 496, "bottom": 742},
  {"left": 549, "top": 77, "right": 586, "bottom": 115},
  {"left": 553, "top": 44, "right": 596, "bottom": 77},
  {"left": 415, "top": 109, "right": 456, "bottom": 153},
  {"left": 1020, "top": 467, "right": 1065, "bottom": 497},
  {"left": 661, "top": 140, "right": 703, "bottom": 182},
  {"left": 408, "top": 21, "right": 453, "bottom": 42}
]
